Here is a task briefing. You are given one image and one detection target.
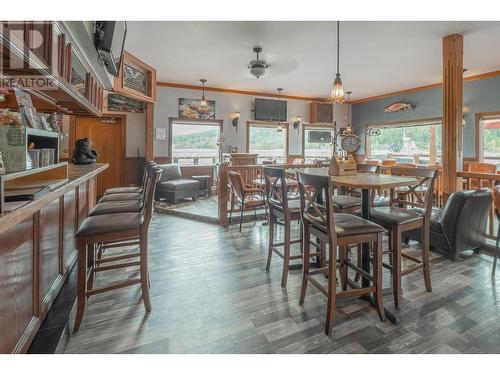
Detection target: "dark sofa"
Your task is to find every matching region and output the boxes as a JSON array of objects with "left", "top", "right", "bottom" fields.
[
  {"left": 405, "top": 189, "right": 492, "bottom": 261},
  {"left": 155, "top": 164, "right": 199, "bottom": 203}
]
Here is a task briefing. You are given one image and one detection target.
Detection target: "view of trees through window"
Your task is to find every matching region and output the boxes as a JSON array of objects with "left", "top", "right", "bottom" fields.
[
  {"left": 304, "top": 128, "right": 333, "bottom": 163},
  {"left": 248, "top": 126, "right": 286, "bottom": 163},
  {"left": 171, "top": 123, "right": 220, "bottom": 165},
  {"left": 482, "top": 119, "right": 500, "bottom": 167},
  {"left": 369, "top": 123, "right": 442, "bottom": 165}
]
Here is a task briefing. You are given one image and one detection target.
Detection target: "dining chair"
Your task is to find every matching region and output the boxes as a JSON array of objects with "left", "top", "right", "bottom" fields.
[
  {"left": 492, "top": 186, "right": 500, "bottom": 276},
  {"left": 229, "top": 171, "right": 268, "bottom": 232},
  {"left": 296, "top": 171, "right": 386, "bottom": 335},
  {"left": 468, "top": 162, "right": 497, "bottom": 189},
  {"left": 382, "top": 159, "right": 398, "bottom": 167},
  {"left": 368, "top": 167, "right": 438, "bottom": 309}
]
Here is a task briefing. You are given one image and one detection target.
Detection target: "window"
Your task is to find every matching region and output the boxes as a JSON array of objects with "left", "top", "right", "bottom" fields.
[
  {"left": 170, "top": 122, "right": 221, "bottom": 166},
  {"left": 366, "top": 120, "right": 442, "bottom": 165},
  {"left": 303, "top": 126, "right": 333, "bottom": 163},
  {"left": 247, "top": 123, "right": 288, "bottom": 164},
  {"left": 479, "top": 117, "right": 500, "bottom": 168}
]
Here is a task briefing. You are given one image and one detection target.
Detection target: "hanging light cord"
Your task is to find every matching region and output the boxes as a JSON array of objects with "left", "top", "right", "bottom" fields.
[{"left": 336, "top": 21, "right": 340, "bottom": 75}]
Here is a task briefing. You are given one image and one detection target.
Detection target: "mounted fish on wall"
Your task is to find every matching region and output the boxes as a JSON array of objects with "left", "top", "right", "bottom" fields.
[{"left": 384, "top": 101, "right": 413, "bottom": 112}]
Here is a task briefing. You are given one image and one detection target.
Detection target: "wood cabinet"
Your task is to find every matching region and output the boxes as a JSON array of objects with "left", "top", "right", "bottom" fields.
[
  {"left": 310, "top": 102, "right": 333, "bottom": 124},
  {"left": 0, "top": 163, "right": 107, "bottom": 353}
]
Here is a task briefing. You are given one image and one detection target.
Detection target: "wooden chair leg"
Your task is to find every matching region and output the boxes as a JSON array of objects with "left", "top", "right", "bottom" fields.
[
  {"left": 354, "top": 243, "right": 362, "bottom": 282},
  {"left": 73, "top": 237, "right": 88, "bottom": 333},
  {"left": 266, "top": 213, "right": 275, "bottom": 271},
  {"left": 339, "top": 245, "right": 348, "bottom": 291},
  {"left": 239, "top": 203, "right": 244, "bottom": 232},
  {"left": 281, "top": 218, "right": 291, "bottom": 288},
  {"left": 422, "top": 221, "right": 432, "bottom": 292},
  {"left": 325, "top": 239, "right": 337, "bottom": 336},
  {"left": 373, "top": 233, "right": 385, "bottom": 322},
  {"left": 493, "top": 223, "right": 500, "bottom": 277},
  {"left": 229, "top": 197, "right": 234, "bottom": 224},
  {"left": 391, "top": 228, "right": 402, "bottom": 310},
  {"left": 139, "top": 230, "right": 151, "bottom": 312},
  {"left": 86, "top": 243, "right": 95, "bottom": 293},
  {"left": 299, "top": 224, "right": 310, "bottom": 305}
]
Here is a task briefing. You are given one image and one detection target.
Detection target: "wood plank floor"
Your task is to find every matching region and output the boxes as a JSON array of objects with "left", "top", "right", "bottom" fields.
[{"left": 63, "top": 213, "right": 500, "bottom": 354}]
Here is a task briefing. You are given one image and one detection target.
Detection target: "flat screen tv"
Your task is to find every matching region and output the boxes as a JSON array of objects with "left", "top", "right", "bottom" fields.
[
  {"left": 308, "top": 130, "right": 332, "bottom": 143},
  {"left": 94, "top": 21, "right": 127, "bottom": 77},
  {"left": 254, "top": 98, "right": 287, "bottom": 122}
]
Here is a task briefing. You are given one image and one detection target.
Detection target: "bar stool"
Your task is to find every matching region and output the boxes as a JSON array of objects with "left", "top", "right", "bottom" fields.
[
  {"left": 103, "top": 161, "right": 155, "bottom": 195},
  {"left": 264, "top": 167, "right": 315, "bottom": 288},
  {"left": 296, "top": 171, "right": 386, "bottom": 335},
  {"left": 72, "top": 167, "right": 162, "bottom": 333},
  {"left": 368, "top": 167, "right": 438, "bottom": 309},
  {"left": 492, "top": 186, "right": 500, "bottom": 276}
]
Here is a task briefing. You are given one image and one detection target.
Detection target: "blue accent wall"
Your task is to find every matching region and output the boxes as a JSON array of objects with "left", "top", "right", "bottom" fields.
[{"left": 352, "top": 75, "right": 500, "bottom": 157}]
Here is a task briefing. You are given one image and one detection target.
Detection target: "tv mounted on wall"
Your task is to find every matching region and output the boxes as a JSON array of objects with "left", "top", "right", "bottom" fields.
[
  {"left": 254, "top": 98, "right": 287, "bottom": 122},
  {"left": 94, "top": 21, "right": 127, "bottom": 77}
]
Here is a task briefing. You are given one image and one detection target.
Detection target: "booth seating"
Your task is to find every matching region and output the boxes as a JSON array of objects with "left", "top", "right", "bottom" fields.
[
  {"left": 296, "top": 171, "right": 386, "bottom": 335},
  {"left": 155, "top": 164, "right": 200, "bottom": 203},
  {"left": 405, "top": 189, "right": 493, "bottom": 262},
  {"left": 72, "top": 167, "right": 162, "bottom": 333}
]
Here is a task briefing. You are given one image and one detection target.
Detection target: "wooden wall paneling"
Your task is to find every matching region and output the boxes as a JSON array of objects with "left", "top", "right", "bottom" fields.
[
  {"left": 218, "top": 163, "right": 228, "bottom": 226},
  {"left": 62, "top": 189, "right": 77, "bottom": 271},
  {"left": 38, "top": 199, "right": 61, "bottom": 306},
  {"left": 77, "top": 181, "right": 88, "bottom": 226},
  {"left": 180, "top": 166, "right": 215, "bottom": 187},
  {"left": 0, "top": 216, "right": 35, "bottom": 353},
  {"left": 442, "top": 34, "right": 464, "bottom": 199},
  {"left": 146, "top": 103, "right": 154, "bottom": 160},
  {"left": 309, "top": 102, "right": 333, "bottom": 123},
  {"left": 87, "top": 177, "right": 97, "bottom": 213}
]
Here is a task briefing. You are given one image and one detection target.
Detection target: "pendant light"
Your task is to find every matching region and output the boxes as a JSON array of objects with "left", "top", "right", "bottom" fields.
[
  {"left": 276, "top": 88, "right": 283, "bottom": 132},
  {"left": 330, "top": 21, "right": 345, "bottom": 103},
  {"left": 200, "top": 79, "right": 207, "bottom": 108}
]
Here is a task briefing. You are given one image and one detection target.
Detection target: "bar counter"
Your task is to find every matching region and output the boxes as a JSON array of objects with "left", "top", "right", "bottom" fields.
[{"left": 0, "top": 163, "right": 108, "bottom": 353}]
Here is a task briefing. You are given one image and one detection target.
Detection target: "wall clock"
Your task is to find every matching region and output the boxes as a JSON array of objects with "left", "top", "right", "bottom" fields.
[{"left": 340, "top": 134, "right": 361, "bottom": 153}]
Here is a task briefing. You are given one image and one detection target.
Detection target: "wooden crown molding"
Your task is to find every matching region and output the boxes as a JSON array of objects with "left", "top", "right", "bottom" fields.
[
  {"left": 350, "top": 69, "right": 500, "bottom": 105},
  {"left": 156, "top": 81, "right": 323, "bottom": 102}
]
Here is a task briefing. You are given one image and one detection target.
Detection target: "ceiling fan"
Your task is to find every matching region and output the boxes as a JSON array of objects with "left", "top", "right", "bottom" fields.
[{"left": 248, "top": 47, "right": 269, "bottom": 79}]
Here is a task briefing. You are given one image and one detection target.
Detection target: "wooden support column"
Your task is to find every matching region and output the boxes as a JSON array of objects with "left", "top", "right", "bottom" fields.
[
  {"left": 145, "top": 102, "right": 154, "bottom": 160},
  {"left": 442, "top": 34, "right": 464, "bottom": 200}
]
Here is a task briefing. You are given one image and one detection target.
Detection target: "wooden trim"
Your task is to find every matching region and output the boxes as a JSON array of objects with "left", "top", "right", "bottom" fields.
[
  {"left": 167, "top": 117, "right": 224, "bottom": 161},
  {"left": 114, "top": 51, "right": 157, "bottom": 103},
  {"left": 157, "top": 81, "right": 322, "bottom": 102},
  {"left": 245, "top": 120, "right": 289, "bottom": 161},
  {"left": 350, "top": 69, "right": 500, "bottom": 105},
  {"left": 475, "top": 110, "right": 500, "bottom": 163},
  {"left": 146, "top": 103, "right": 154, "bottom": 160}
]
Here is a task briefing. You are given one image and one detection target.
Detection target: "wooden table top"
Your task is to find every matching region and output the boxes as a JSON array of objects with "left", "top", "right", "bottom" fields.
[{"left": 286, "top": 168, "right": 418, "bottom": 190}]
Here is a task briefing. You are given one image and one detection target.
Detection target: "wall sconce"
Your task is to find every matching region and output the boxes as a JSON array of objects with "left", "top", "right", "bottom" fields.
[
  {"left": 293, "top": 115, "right": 302, "bottom": 130},
  {"left": 231, "top": 112, "right": 240, "bottom": 130}
]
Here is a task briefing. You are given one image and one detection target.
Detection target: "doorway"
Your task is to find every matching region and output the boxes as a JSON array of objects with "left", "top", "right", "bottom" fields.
[{"left": 73, "top": 116, "right": 125, "bottom": 196}]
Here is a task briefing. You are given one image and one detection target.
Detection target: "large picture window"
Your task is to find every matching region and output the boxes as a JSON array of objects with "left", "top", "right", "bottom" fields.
[
  {"left": 366, "top": 119, "right": 442, "bottom": 165},
  {"left": 478, "top": 115, "right": 500, "bottom": 168},
  {"left": 303, "top": 126, "right": 333, "bottom": 163},
  {"left": 247, "top": 122, "right": 288, "bottom": 164},
  {"left": 170, "top": 121, "right": 221, "bottom": 166}
]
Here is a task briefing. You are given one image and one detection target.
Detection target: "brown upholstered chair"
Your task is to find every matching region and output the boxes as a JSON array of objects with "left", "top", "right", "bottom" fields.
[
  {"left": 296, "top": 171, "right": 386, "bottom": 335},
  {"left": 229, "top": 171, "right": 268, "bottom": 232},
  {"left": 72, "top": 167, "right": 162, "bottom": 333},
  {"left": 368, "top": 167, "right": 438, "bottom": 309}
]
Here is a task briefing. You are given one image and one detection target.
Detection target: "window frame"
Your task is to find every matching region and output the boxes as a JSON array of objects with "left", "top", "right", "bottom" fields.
[
  {"left": 246, "top": 120, "right": 289, "bottom": 163},
  {"left": 301, "top": 123, "right": 335, "bottom": 162},
  {"left": 168, "top": 117, "right": 224, "bottom": 165},
  {"left": 475, "top": 111, "right": 500, "bottom": 163},
  {"left": 364, "top": 117, "right": 442, "bottom": 165}
]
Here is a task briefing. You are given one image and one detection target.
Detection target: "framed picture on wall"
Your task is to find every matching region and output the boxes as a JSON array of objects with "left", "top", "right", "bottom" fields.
[{"left": 178, "top": 98, "right": 216, "bottom": 120}]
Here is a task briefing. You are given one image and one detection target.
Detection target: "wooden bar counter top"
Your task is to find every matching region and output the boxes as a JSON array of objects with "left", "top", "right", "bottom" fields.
[{"left": 0, "top": 163, "right": 108, "bottom": 353}]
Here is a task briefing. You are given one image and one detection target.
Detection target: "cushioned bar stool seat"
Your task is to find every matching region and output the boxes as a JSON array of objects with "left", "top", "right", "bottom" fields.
[
  {"left": 369, "top": 207, "right": 422, "bottom": 226},
  {"left": 89, "top": 200, "right": 143, "bottom": 216},
  {"left": 98, "top": 192, "right": 142, "bottom": 203},
  {"left": 77, "top": 213, "right": 144, "bottom": 237}
]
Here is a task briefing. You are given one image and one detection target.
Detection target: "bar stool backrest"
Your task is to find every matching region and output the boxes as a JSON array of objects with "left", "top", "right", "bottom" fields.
[
  {"left": 141, "top": 161, "right": 156, "bottom": 188},
  {"left": 263, "top": 166, "right": 289, "bottom": 212},
  {"left": 297, "top": 171, "right": 336, "bottom": 244},
  {"left": 142, "top": 167, "right": 162, "bottom": 229},
  {"left": 389, "top": 167, "right": 438, "bottom": 220},
  {"left": 229, "top": 171, "right": 247, "bottom": 203}
]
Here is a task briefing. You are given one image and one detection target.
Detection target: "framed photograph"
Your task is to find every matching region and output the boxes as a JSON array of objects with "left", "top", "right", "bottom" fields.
[{"left": 178, "top": 98, "right": 215, "bottom": 120}]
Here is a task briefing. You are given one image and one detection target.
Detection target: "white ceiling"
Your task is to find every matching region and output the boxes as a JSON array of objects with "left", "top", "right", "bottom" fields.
[{"left": 124, "top": 21, "right": 500, "bottom": 100}]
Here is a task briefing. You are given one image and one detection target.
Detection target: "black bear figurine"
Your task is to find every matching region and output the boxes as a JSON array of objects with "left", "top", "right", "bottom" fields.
[{"left": 72, "top": 138, "right": 98, "bottom": 165}]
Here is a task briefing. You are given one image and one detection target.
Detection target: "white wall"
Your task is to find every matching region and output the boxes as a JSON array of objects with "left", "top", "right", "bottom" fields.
[
  {"left": 125, "top": 112, "right": 147, "bottom": 157},
  {"left": 154, "top": 86, "right": 349, "bottom": 157}
]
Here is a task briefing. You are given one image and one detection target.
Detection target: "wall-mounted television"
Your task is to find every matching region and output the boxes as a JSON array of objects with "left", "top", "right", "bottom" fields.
[
  {"left": 94, "top": 21, "right": 127, "bottom": 77},
  {"left": 254, "top": 98, "right": 287, "bottom": 122},
  {"left": 308, "top": 130, "right": 332, "bottom": 144}
]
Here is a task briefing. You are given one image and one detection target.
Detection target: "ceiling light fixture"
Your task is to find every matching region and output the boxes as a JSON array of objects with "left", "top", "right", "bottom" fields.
[
  {"left": 330, "top": 21, "right": 345, "bottom": 104},
  {"left": 248, "top": 47, "right": 269, "bottom": 79},
  {"left": 200, "top": 79, "right": 207, "bottom": 108}
]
